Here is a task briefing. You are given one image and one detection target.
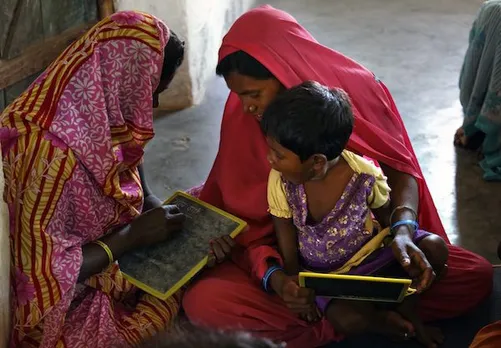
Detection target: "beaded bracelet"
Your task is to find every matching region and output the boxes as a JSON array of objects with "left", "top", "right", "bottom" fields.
[
  {"left": 93, "top": 240, "right": 114, "bottom": 265},
  {"left": 262, "top": 265, "right": 283, "bottom": 292}
]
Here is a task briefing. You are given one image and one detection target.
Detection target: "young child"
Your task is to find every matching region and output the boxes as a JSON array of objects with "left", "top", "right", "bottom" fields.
[{"left": 260, "top": 81, "right": 448, "bottom": 348}]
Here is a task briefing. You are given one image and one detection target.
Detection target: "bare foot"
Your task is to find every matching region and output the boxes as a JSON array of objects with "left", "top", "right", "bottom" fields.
[
  {"left": 372, "top": 310, "right": 415, "bottom": 340},
  {"left": 415, "top": 326, "right": 444, "bottom": 348},
  {"left": 454, "top": 127, "right": 485, "bottom": 151},
  {"left": 454, "top": 127, "right": 467, "bottom": 147}
]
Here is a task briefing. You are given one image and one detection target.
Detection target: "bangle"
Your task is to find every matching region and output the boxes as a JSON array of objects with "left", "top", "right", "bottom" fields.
[
  {"left": 93, "top": 240, "right": 114, "bottom": 265},
  {"left": 390, "top": 220, "right": 419, "bottom": 236},
  {"left": 263, "top": 266, "right": 283, "bottom": 292},
  {"left": 389, "top": 205, "right": 417, "bottom": 225}
]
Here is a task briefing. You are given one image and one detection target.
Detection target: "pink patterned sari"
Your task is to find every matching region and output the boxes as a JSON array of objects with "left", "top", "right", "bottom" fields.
[{"left": 0, "top": 11, "right": 180, "bottom": 347}]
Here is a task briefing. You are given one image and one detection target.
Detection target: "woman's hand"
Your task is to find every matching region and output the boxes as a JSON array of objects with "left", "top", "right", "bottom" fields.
[
  {"left": 391, "top": 230, "right": 435, "bottom": 293},
  {"left": 79, "top": 205, "right": 184, "bottom": 282},
  {"left": 207, "top": 235, "right": 236, "bottom": 267},
  {"left": 130, "top": 205, "right": 185, "bottom": 249},
  {"left": 142, "top": 194, "right": 163, "bottom": 212},
  {"left": 380, "top": 163, "right": 435, "bottom": 293},
  {"left": 269, "top": 270, "right": 316, "bottom": 316}
]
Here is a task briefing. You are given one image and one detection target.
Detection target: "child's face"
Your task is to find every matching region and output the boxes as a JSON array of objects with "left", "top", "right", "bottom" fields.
[{"left": 266, "top": 137, "right": 313, "bottom": 184}]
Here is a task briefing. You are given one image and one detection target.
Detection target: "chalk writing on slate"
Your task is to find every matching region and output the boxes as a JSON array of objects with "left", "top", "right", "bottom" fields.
[{"left": 118, "top": 191, "right": 246, "bottom": 299}]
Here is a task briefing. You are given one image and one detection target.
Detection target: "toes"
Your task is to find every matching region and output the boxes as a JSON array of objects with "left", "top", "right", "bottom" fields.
[{"left": 453, "top": 127, "right": 468, "bottom": 147}]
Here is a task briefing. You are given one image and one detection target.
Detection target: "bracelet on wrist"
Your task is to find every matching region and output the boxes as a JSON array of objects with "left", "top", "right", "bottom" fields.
[
  {"left": 262, "top": 265, "right": 283, "bottom": 292},
  {"left": 92, "top": 240, "right": 114, "bottom": 265},
  {"left": 390, "top": 219, "right": 419, "bottom": 237}
]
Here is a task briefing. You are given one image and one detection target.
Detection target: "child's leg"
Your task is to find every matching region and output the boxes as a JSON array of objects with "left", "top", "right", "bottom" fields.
[{"left": 324, "top": 300, "right": 414, "bottom": 339}]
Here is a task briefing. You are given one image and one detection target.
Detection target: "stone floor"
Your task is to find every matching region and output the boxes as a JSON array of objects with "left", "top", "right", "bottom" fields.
[{"left": 143, "top": 0, "right": 501, "bottom": 263}]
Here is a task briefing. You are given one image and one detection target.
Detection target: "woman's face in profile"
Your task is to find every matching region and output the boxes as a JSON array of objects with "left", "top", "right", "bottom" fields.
[{"left": 224, "top": 72, "right": 283, "bottom": 121}]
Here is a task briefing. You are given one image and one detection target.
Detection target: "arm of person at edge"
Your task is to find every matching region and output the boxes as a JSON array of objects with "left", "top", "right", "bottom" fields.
[{"left": 378, "top": 163, "right": 435, "bottom": 293}]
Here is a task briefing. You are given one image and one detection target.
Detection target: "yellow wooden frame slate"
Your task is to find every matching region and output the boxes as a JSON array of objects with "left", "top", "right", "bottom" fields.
[
  {"left": 121, "top": 191, "right": 247, "bottom": 300},
  {"left": 298, "top": 272, "right": 417, "bottom": 303}
]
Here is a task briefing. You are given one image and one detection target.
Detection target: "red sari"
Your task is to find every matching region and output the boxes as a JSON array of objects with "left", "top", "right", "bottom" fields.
[{"left": 183, "top": 5, "right": 493, "bottom": 347}]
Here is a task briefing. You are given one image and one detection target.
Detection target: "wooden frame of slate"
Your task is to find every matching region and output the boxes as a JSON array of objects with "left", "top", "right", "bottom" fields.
[
  {"left": 119, "top": 191, "right": 247, "bottom": 300},
  {"left": 298, "top": 272, "right": 416, "bottom": 303}
]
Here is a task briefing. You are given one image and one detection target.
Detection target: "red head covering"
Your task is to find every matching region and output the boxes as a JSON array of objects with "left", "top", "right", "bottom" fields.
[{"left": 199, "top": 5, "right": 446, "bottom": 279}]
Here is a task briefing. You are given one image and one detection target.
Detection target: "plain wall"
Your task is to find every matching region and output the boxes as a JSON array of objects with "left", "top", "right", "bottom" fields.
[{"left": 114, "top": 0, "right": 254, "bottom": 110}]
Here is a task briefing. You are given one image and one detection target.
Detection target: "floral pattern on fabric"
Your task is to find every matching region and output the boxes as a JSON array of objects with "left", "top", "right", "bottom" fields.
[{"left": 283, "top": 173, "right": 376, "bottom": 271}]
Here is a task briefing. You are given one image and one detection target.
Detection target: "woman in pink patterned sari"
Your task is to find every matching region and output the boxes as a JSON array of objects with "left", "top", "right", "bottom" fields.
[{"left": 0, "top": 11, "right": 191, "bottom": 347}]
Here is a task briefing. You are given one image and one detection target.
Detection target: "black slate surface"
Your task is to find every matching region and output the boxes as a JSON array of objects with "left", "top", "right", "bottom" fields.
[{"left": 119, "top": 192, "right": 245, "bottom": 297}]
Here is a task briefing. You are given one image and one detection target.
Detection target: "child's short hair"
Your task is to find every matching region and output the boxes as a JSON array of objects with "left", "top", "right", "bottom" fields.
[{"left": 261, "top": 81, "right": 354, "bottom": 161}]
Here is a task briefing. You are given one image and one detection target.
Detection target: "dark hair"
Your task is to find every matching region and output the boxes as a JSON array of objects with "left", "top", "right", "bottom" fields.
[
  {"left": 216, "top": 50, "right": 274, "bottom": 80},
  {"left": 161, "top": 30, "right": 185, "bottom": 81},
  {"left": 261, "top": 81, "right": 354, "bottom": 162},
  {"left": 141, "top": 328, "right": 285, "bottom": 348}
]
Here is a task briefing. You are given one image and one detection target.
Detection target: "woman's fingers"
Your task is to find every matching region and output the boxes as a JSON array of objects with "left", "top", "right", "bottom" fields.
[
  {"left": 207, "top": 252, "right": 216, "bottom": 268},
  {"left": 207, "top": 235, "right": 236, "bottom": 265},
  {"left": 210, "top": 239, "right": 226, "bottom": 261},
  {"left": 216, "top": 236, "right": 234, "bottom": 254},
  {"left": 221, "top": 235, "right": 236, "bottom": 247}
]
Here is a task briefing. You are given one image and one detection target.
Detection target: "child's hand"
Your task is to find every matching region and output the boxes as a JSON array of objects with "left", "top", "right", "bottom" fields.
[
  {"left": 269, "top": 271, "right": 316, "bottom": 315},
  {"left": 300, "top": 304, "right": 322, "bottom": 323},
  {"left": 207, "top": 235, "right": 236, "bottom": 267}
]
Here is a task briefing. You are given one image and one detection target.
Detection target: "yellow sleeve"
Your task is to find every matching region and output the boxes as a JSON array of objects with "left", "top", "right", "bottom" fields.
[
  {"left": 267, "top": 169, "right": 293, "bottom": 218},
  {"left": 342, "top": 151, "right": 391, "bottom": 209},
  {"left": 368, "top": 168, "right": 391, "bottom": 209}
]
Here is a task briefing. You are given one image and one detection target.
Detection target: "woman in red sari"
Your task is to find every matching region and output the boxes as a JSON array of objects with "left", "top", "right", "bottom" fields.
[{"left": 183, "top": 5, "right": 493, "bottom": 348}]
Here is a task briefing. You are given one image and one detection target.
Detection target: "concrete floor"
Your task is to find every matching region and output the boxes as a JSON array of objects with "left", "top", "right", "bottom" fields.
[{"left": 143, "top": 0, "right": 501, "bottom": 263}]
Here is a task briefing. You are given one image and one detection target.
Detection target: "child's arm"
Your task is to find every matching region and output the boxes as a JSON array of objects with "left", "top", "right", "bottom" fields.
[
  {"left": 272, "top": 216, "right": 300, "bottom": 275},
  {"left": 267, "top": 169, "right": 299, "bottom": 275}
]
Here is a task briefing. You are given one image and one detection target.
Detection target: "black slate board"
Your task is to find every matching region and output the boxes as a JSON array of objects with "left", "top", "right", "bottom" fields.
[
  {"left": 299, "top": 272, "right": 413, "bottom": 303},
  {"left": 118, "top": 191, "right": 247, "bottom": 299}
]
